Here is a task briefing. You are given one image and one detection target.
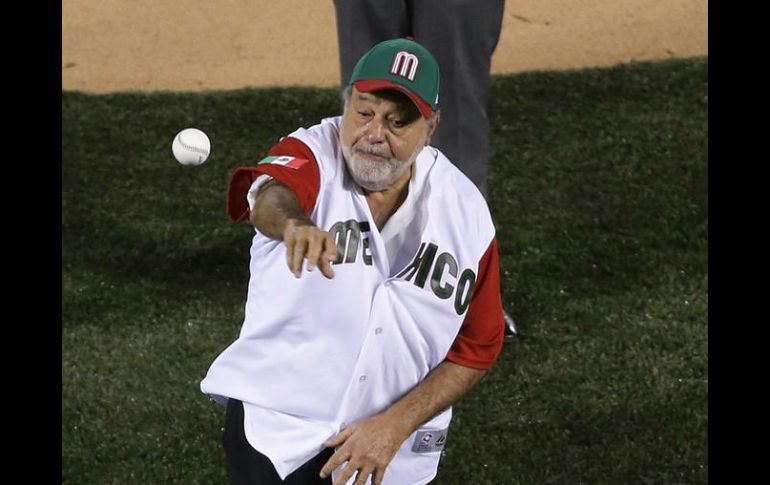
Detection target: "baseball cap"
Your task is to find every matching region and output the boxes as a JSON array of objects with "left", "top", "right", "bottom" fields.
[{"left": 348, "top": 38, "right": 440, "bottom": 119}]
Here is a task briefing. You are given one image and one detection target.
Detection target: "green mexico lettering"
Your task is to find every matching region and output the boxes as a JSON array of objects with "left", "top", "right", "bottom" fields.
[
  {"left": 396, "top": 242, "right": 476, "bottom": 316},
  {"left": 328, "top": 220, "right": 373, "bottom": 266}
]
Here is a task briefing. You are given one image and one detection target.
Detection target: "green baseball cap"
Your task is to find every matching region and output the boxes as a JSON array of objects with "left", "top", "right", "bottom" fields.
[{"left": 349, "top": 38, "right": 440, "bottom": 119}]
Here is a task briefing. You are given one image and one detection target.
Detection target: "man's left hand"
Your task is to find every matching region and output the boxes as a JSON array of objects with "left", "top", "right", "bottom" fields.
[{"left": 319, "top": 413, "right": 408, "bottom": 485}]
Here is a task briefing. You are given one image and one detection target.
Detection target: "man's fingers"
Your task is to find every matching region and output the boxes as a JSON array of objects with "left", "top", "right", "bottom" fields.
[
  {"left": 352, "top": 467, "right": 374, "bottom": 485},
  {"left": 284, "top": 238, "right": 296, "bottom": 274},
  {"left": 320, "top": 448, "right": 348, "bottom": 479},
  {"left": 324, "top": 427, "right": 352, "bottom": 448},
  {"left": 318, "top": 259, "right": 336, "bottom": 279},
  {"left": 320, "top": 426, "right": 356, "bottom": 479},
  {"left": 331, "top": 463, "right": 357, "bottom": 485},
  {"left": 283, "top": 226, "right": 339, "bottom": 279},
  {"left": 304, "top": 236, "right": 322, "bottom": 272},
  {"left": 325, "top": 234, "right": 339, "bottom": 263},
  {"left": 319, "top": 236, "right": 338, "bottom": 279},
  {"left": 372, "top": 468, "right": 386, "bottom": 485},
  {"left": 290, "top": 237, "right": 307, "bottom": 277}
]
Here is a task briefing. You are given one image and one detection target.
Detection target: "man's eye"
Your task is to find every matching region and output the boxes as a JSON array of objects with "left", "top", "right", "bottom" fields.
[
  {"left": 358, "top": 111, "right": 372, "bottom": 118},
  {"left": 391, "top": 120, "right": 405, "bottom": 128}
]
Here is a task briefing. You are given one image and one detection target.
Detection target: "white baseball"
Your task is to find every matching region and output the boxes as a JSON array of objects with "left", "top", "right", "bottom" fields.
[{"left": 172, "top": 128, "right": 211, "bottom": 166}]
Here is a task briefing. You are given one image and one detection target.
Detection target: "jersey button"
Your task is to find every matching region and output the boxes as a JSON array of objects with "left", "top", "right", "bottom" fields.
[
  {"left": 375, "top": 327, "right": 383, "bottom": 335},
  {"left": 359, "top": 375, "right": 367, "bottom": 383}
]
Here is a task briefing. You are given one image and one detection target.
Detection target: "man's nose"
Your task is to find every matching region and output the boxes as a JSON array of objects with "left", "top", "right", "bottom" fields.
[{"left": 365, "top": 118, "right": 386, "bottom": 143}]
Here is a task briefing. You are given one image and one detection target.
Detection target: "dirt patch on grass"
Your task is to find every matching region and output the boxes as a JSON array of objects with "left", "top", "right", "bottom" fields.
[{"left": 62, "top": 0, "right": 707, "bottom": 93}]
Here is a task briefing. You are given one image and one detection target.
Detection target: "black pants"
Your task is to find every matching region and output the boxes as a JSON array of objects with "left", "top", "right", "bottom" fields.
[{"left": 223, "top": 399, "right": 333, "bottom": 485}]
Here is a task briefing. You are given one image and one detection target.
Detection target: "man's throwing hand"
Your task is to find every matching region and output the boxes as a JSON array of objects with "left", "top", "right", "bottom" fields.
[{"left": 283, "top": 220, "right": 338, "bottom": 279}]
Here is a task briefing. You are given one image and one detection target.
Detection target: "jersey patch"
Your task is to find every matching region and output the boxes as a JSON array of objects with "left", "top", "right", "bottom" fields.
[
  {"left": 258, "top": 155, "right": 308, "bottom": 170},
  {"left": 412, "top": 428, "right": 449, "bottom": 453}
]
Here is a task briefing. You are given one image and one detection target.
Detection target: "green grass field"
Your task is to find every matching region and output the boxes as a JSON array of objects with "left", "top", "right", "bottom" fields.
[{"left": 62, "top": 57, "right": 708, "bottom": 484}]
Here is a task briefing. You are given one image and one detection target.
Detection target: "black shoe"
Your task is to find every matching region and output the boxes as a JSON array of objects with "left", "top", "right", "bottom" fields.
[{"left": 504, "top": 310, "right": 517, "bottom": 343}]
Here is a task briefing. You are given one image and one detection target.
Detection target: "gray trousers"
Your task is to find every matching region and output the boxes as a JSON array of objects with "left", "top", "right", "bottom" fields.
[{"left": 333, "top": 0, "right": 505, "bottom": 198}]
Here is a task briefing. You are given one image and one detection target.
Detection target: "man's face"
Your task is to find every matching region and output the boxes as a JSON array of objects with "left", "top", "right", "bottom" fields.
[{"left": 340, "top": 87, "right": 437, "bottom": 192}]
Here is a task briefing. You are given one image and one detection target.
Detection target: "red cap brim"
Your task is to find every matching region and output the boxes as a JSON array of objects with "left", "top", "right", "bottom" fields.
[{"left": 353, "top": 80, "right": 433, "bottom": 119}]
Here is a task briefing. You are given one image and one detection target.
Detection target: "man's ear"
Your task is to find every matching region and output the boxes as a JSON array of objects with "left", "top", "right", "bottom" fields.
[{"left": 425, "top": 110, "right": 441, "bottom": 145}]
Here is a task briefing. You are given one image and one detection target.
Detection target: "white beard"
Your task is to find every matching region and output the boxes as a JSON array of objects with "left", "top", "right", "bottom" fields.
[{"left": 342, "top": 143, "right": 423, "bottom": 192}]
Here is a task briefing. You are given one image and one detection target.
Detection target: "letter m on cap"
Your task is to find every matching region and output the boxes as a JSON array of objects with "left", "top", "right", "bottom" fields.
[{"left": 390, "top": 51, "right": 420, "bottom": 81}]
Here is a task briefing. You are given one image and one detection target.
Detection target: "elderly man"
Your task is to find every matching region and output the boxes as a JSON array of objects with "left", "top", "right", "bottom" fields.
[{"left": 201, "top": 38, "right": 504, "bottom": 485}]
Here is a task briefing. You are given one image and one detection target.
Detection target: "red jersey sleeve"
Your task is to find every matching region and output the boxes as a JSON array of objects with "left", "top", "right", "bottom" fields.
[
  {"left": 226, "top": 137, "right": 321, "bottom": 222},
  {"left": 446, "top": 238, "right": 505, "bottom": 370}
]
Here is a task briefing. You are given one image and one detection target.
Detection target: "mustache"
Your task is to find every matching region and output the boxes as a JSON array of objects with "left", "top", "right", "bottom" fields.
[{"left": 353, "top": 145, "right": 390, "bottom": 160}]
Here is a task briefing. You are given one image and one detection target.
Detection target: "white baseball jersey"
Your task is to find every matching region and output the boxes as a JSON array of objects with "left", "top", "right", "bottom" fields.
[{"left": 200, "top": 116, "right": 502, "bottom": 484}]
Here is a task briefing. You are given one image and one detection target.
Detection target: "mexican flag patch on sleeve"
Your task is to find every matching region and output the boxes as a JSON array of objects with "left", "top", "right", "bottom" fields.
[{"left": 257, "top": 155, "right": 308, "bottom": 169}]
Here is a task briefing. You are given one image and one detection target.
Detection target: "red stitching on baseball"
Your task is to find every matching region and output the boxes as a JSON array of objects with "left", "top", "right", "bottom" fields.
[{"left": 177, "top": 133, "right": 209, "bottom": 156}]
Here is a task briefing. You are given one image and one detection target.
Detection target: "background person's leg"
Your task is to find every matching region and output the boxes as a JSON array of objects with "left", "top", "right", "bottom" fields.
[
  {"left": 333, "top": 0, "right": 410, "bottom": 87},
  {"left": 411, "top": 0, "right": 505, "bottom": 199}
]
